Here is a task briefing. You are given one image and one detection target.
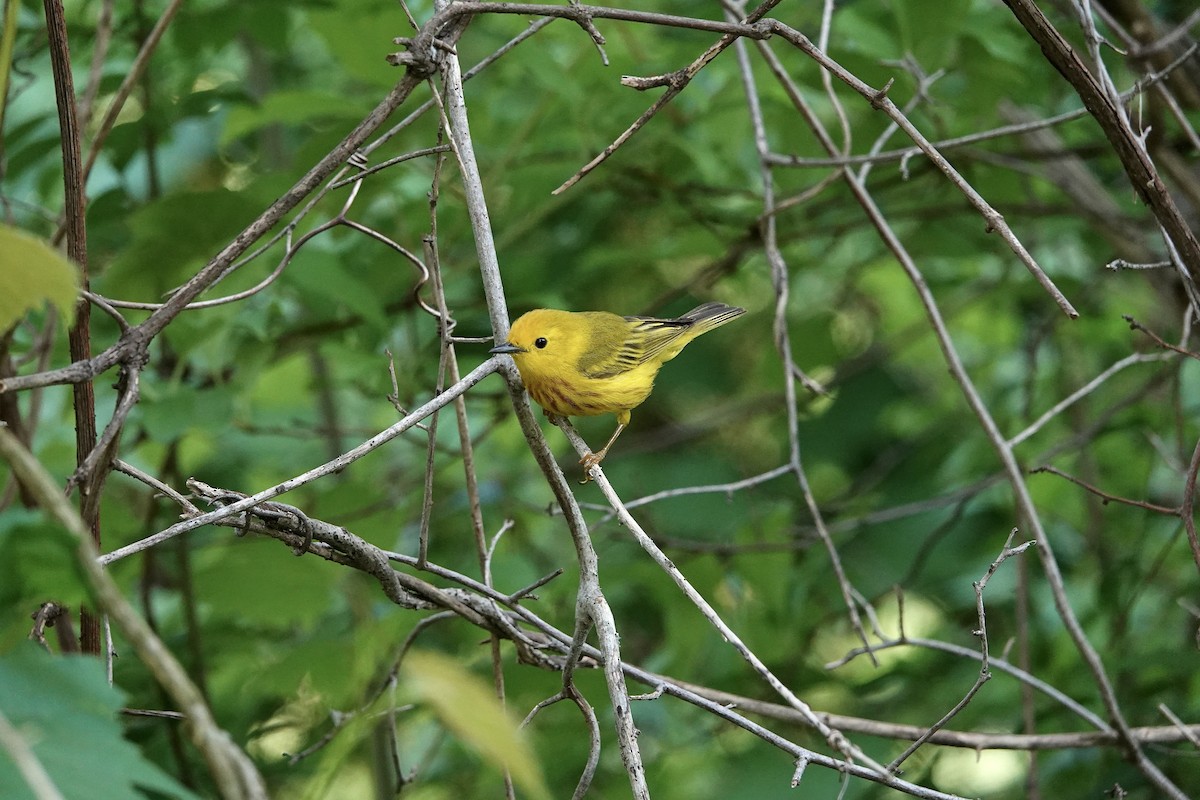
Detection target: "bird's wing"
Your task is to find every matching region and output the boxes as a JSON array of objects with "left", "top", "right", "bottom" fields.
[
  {"left": 574, "top": 317, "right": 644, "bottom": 379},
  {"left": 577, "top": 316, "right": 690, "bottom": 379},
  {"left": 625, "top": 317, "right": 696, "bottom": 363}
]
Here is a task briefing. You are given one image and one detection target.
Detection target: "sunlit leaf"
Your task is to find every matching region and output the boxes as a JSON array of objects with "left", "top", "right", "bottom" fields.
[
  {"left": 403, "top": 650, "right": 550, "bottom": 800},
  {"left": 0, "top": 225, "right": 78, "bottom": 331}
]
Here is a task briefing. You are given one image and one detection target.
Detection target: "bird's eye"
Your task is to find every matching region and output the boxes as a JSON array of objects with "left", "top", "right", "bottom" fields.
[{"left": 534, "top": 337, "right": 548, "bottom": 349}]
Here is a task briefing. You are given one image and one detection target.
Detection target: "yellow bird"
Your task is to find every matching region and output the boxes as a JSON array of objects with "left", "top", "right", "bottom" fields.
[{"left": 490, "top": 302, "right": 745, "bottom": 476}]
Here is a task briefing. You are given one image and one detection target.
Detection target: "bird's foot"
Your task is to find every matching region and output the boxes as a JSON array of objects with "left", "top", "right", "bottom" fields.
[{"left": 578, "top": 451, "right": 606, "bottom": 484}]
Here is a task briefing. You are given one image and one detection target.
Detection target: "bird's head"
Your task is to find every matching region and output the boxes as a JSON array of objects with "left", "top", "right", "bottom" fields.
[{"left": 489, "top": 309, "right": 579, "bottom": 378}]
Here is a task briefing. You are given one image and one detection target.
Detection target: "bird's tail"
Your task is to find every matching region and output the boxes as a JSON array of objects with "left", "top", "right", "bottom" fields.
[
  {"left": 626, "top": 303, "right": 746, "bottom": 335},
  {"left": 678, "top": 302, "right": 746, "bottom": 333},
  {"left": 625, "top": 302, "right": 746, "bottom": 363}
]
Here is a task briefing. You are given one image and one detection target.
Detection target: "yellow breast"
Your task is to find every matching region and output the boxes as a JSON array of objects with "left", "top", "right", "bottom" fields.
[{"left": 521, "top": 361, "right": 659, "bottom": 419}]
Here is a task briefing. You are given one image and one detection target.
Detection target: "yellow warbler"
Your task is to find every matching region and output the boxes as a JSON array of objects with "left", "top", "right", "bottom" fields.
[{"left": 490, "top": 302, "right": 745, "bottom": 474}]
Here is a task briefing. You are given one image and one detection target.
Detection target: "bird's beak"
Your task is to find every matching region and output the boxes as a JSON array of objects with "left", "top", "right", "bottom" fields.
[{"left": 489, "top": 342, "right": 525, "bottom": 355}]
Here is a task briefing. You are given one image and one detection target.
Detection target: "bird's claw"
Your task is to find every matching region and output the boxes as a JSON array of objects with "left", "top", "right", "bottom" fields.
[{"left": 579, "top": 452, "right": 603, "bottom": 484}]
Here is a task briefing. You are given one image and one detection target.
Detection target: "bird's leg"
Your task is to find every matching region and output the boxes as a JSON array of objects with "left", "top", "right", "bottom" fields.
[{"left": 579, "top": 422, "right": 626, "bottom": 483}]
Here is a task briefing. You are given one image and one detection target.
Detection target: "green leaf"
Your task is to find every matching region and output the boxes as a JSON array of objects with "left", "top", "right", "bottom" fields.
[
  {"left": 0, "top": 509, "right": 89, "bottom": 612},
  {"left": 403, "top": 651, "right": 550, "bottom": 800},
  {"left": 0, "top": 225, "right": 78, "bottom": 331},
  {"left": 192, "top": 537, "right": 340, "bottom": 630},
  {"left": 284, "top": 256, "right": 390, "bottom": 331},
  {"left": 100, "top": 190, "right": 263, "bottom": 299},
  {"left": 306, "top": 0, "right": 413, "bottom": 88},
  {"left": 0, "top": 644, "right": 197, "bottom": 800}
]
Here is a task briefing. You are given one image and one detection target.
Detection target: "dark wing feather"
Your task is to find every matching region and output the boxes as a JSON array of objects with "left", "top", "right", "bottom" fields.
[
  {"left": 579, "top": 318, "right": 690, "bottom": 378},
  {"left": 576, "top": 304, "right": 744, "bottom": 379},
  {"left": 620, "top": 317, "right": 693, "bottom": 364},
  {"left": 621, "top": 303, "right": 744, "bottom": 366}
]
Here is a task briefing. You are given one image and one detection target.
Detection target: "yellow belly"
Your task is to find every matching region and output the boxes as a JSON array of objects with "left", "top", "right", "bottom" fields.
[{"left": 525, "top": 364, "right": 657, "bottom": 420}]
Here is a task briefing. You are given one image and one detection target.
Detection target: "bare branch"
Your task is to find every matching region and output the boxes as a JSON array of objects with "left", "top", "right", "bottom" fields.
[
  {"left": 888, "top": 531, "right": 1036, "bottom": 771},
  {"left": 766, "top": 20, "right": 1079, "bottom": 319},
  {"left": 98, "top": 358, "right": 504, "bottom": 565},
  {"left": 1001, "top": 0, "right": 1200, "bottom": 307},
  {"left": 0, "top": 427, "right": 268, "bottom": 798}
]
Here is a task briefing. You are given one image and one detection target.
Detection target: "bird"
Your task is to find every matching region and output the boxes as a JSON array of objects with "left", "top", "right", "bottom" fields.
[{"left": 490, "top": 302, "right": 745, "bottom": 478}]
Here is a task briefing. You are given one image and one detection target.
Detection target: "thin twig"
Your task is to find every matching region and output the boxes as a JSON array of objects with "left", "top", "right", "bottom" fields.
[
  {"left": 888, "top": 531, "right": 1036, "bottom": 771},
  {"left": 553, "top": 0, "right": 783, "bottom": 194},
  {"left": 1, "top": 73, "right": 431, "bottom": 396},
  {"left": 1181, "top": 436, "right": 1200, "bottom": 575},
  {"left": 0, "top": 428, "right": 268, "bottom": 798},
  {"left": 1030, "top": 465, "right": 1179, "bottom": 516},
  {"left": 559, "top": 419, "right": 887, "bottom": 776},
  {"left": 750, "top": 11, "right": 1165, "bottom": 795},
  {"left": 766, "top": 20, "right": 1078, "bottom": 319},
  {"left": 1009, "top": 351, "right": 1174, "bottom": 446},
  {"left": 98, "top": 358, "right": 503, "bottom": 565},
  {"left": 727, "top": 1, "right": 876, "bottom": 663},
  {"left": 1002, "top": 0, "right": 1200, "bottom": 310},
  {"left": 1123, "top": 315, "right": 1200, "bottom": 362},
  {"left": 435, "top": 7, "right": 648, "bottom": 792},
  {"left": 77, "top": 0, "right": 185, "bottom": 191}
]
